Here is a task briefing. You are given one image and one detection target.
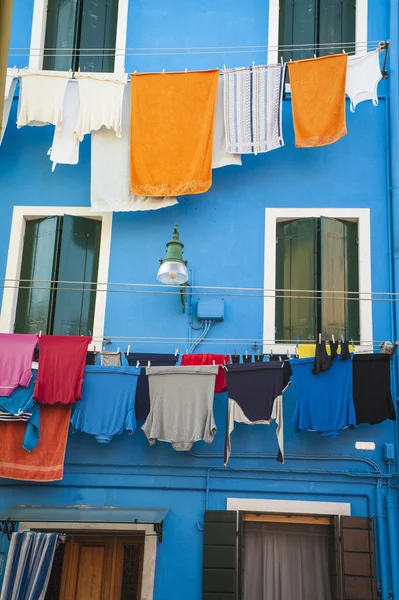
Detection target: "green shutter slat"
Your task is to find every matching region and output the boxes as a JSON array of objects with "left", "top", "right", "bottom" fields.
[
  {"left": 203, "top": 511, "right": 237, "bottom": 599},
  {"left": 341, "top": 0, "right": 356, "bottom": 48},
  {"left": 318, "top": 0, "right": 356, "bottom": 56},
  {"left": 52, "top": 216, "right": 101, "bottom": 336},
  {"left": 276, "top": 219, "right": 317, "bottom": 342},
  {"left": 14, "top": 217, "right": 61, "bottom": 334},
  {"left": 78, "top": 0, "right": 119, "bottom": 72},
  {"left": 320, "top": 218, "right": 359, "bottom": 341},
  {"left": 43, "top": 0, "right": 80, "bottom": 71},
  {"left": 278, "top": 0, "right": 295, "bottom": 64}
]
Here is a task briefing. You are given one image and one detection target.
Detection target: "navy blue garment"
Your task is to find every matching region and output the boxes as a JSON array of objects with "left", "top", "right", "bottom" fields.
[
  {"left": 0, "top": 369, "right": 40, "bottom": 451},
  {"left": 291, "top": 356, "right": 356, "bottom": 438},
  {"left": 353, "top": 353, "right": 396, "bottom": 424},
  {"left": 125, "top": 353, "right": 179, "bottom": 420},
  {"left": 71, "top": 366, "right": 140, "bottom": 443}
]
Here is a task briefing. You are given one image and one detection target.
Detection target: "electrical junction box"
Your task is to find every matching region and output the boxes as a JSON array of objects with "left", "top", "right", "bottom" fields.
[
  {"left": 197, "top": 297, "right": 224, "bottom": 321},
  {"left": 384, "top": 442, "right": 395, "bottom": 463}
]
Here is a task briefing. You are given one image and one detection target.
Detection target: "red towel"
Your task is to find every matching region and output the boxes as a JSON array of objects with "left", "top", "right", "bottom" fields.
[
  {"left": 181, "top": 354, "right": 230, "bottom": 393},
  {"left": 34, "top": 336, "right": 91, "bottom": 405},
  {"left": 0, "top": 404, "right": 71, "bottom": 481}
]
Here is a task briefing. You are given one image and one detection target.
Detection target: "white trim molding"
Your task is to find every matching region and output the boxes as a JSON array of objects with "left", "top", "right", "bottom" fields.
[
  {"left": 263, "top": 208, "right": 373, "bottom": 355},
  {"left": 267, "top": 0, "right": 368, "bottom": 64},
  {"left": 18, "top": 521, "right": 157, "bottom": 600},
  {"left": 0, "top": 206, "right": 112, "bottom": 347},
  {"left": 29, "top": 0, "right": 129, "bottom": 72},
  {"left": 227, "top": 498, "right": 351, "bottom": 516}
]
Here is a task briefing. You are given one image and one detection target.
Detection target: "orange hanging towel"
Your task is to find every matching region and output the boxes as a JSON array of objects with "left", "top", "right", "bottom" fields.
[
  {"left": 288, "top": 54, "right": 348, "bottom": 148},
  {"left": 130, "top": 69, "right": 219, "bottom": 197},
  {"left": 0, "top": 404, "right": 71, "bottom": 481}
]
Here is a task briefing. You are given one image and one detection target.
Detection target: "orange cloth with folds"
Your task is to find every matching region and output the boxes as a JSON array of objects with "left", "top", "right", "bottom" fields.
[
  {"left": 130, "top": 69, "right": 219, "bottom": 197},
  {"left": 0, "top": 404, "right": 71, "bottom": 481},
  {"left": 288, "top": 54, "right": 348, "bottom": 148}
]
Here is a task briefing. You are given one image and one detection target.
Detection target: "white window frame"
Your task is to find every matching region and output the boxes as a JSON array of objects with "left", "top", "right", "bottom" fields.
[
  {"left": 18, "top": 521, "right": 157, "bottom": 600},
  {"left": 227, "top": 497, "right": 351, "bottom": 516},
  {"left": 0, "top": 206, "right": 112, "bottom": 349},
  {"left": 29, "top": 0, "right": 129, "bottom": 72},
  {"left": 263, "top": 208, "right": 372, "bottom": 355},
  {"left": 267, "top": 0, "right": 368, "bottom": 64}
]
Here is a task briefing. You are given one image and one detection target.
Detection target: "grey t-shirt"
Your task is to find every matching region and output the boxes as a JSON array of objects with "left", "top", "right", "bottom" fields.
[{"left": 142, "top": 365, "right": 218, "bottom": 451}]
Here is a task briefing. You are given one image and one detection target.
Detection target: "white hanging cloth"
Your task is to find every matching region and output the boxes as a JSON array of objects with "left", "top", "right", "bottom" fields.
[
  {"left": 74, "top": 72, "right": 127, "bottom": 141},
  {"left": 212, "top": 77, "right": 242, "bottom": 168},
  {"left": 17, "top": 70, "right": 71, "bottom": 130},
  {"left": 47, "top": 79, "right": 80, "bottom": 171},
  {"left": 1, "top": 68, "right": 18, "bottom": 144},
  {"left": 346, "top": 49, "right": 383, "bottom": 113},
  {"left": 91, "top": 84, "right": 178, "bottom": 212}
]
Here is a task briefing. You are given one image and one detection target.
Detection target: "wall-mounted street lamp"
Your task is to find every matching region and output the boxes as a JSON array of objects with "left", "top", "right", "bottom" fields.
[{"left": 157, "top": 225, "right": 189, "bottom": 312}]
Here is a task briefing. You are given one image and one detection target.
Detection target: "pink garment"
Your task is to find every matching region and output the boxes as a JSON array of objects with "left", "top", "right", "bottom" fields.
[{"left": 0, "top": 334, "right": 38, "bottom": 396}]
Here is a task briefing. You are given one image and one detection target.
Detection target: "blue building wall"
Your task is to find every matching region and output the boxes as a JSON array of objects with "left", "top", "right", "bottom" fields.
[{"left": 0, "top": 1, "right": 398, "bottom": 598}]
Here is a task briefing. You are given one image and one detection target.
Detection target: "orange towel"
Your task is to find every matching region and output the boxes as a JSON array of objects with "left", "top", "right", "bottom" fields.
[
  {"left": 130, "top": 70, "right": 219, "bottom": 197},
  {"left": 0, "top": 405, "right": 71, "bottom": 481},
  {"left": 288, "top": 54, "right": 348, "bottom": 148}
]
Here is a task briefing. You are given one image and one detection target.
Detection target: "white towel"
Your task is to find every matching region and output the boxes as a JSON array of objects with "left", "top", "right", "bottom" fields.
[
  {"left": 47, "top": 80, "right": 80, "bottom": 171},
  {"left": 212, "top": 77, "right": 242, "bottom": 169},
  {"left": 1, "top": 69, "right": 18, "bottom": 144},
  {"left": 17, "top": 70, "right": 71, "bottom": 130},
  {"left": 75, "top": 72, "right": 127, "bottom": 141},
  {"left": 91, "top": 84, "right": 178, "bottom": 212}
]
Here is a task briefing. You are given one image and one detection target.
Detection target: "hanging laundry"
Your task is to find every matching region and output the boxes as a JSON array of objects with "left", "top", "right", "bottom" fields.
[
  {"left": 100, "top": 351, "right": 122, "bottom": 367},
  {"left": 329, "top": 340, "right": 339, "bottom": 359},
  {"left": 74, "top": 72, "right": 127, "bottom": 141},
  {"left": 353, "top": 354, "right": 396, "bottom": 425},
  {"left": 130, "top": 69, "right": 219, "bottom": 197},
  {"left": 181, "top": 353, "right": 230, "bottom": 393},
  {"left": 125, "top": 352, "right": 179, "bottom": 420},
  {"left": 0, "top": 369, "right": 40, "bottom": 451},
  {"left": 224, "top": 64, "right": 285, "bottom": 154},
  {"left": 71, "top": 366, "right": 140, "bottom": 443},
  {"left": 47, "top": 79, "right": 80, "bottom": 171},
  {"left": 142, "top": 365, "right": 218, "bottom": 451},
  {"left": 288, "top": 53, "right": 348, "bottom": 147},
  {"left": 346, "top": 49, "right": 382, "bottom": 113},
  {"left": 0, "top": 334, "right": 38, "bottom": 396},
  {"left": 212, "top": 77, "right": 242, "bottom": 168},
  {"left": 298, "top": 343, "right": 355, "bottom": 358},
  {"left": 291, "top": 356, "right": 356, "bottom": 437},
  {"left": 269, "top": 355, "right": 293, "bottom": 391},
  {"left": 17, "top": 70, "right": 71, "bottom": 130},
  {"left": 33, "top": 335, "right": 91, "bottom": 405},
  {"left": 312, "top": 341, "right": 332, "bottom": 375},
  {"left": 1, "top": 67, "right": 18, "bottom": 144},
  {"left": 91, "top": 84, "right": 178, "bottom": 212},
  {"left": 0, "top": 403, "right": 71, "bottom": 481},
  {"left": 86, "top": 351, "right": 98, "bottom": 366},
  {"left": 224, "top": 363, "right": 284, "bottom": 465}
]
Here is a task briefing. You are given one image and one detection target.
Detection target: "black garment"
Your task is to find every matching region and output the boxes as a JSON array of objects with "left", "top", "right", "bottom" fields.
[
  {"left": 224, "top": 362, "right": 284, "bottom": 464},
  {"left": 353, "top": 354, "right": 396, "bottom": 424},
  {"left": 340, "top": 341, "right": 351, "bottom": 361},
  {"left": 125, "top": 352, "right": 179, "bottom": 420},
  {"left": 86, "top": 351, "right": 98, "bottom": 365},
  {"left": 269, "top": 355, "right": 292, "bottom": 391},
  {"left": 329, "top": 341, "right": 339, "bottom": 359},
  {"left": 312, "top": 342, "right": 331, "bottom": 375}
]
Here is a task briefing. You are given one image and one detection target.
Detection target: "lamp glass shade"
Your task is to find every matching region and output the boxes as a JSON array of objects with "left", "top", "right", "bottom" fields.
[{"left": 157, "top": 260, "right": 189, "bottom": 285}]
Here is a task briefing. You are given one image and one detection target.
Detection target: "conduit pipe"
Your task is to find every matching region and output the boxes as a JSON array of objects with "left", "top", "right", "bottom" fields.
[{"left": 376, "top": 482, "right": 389, "bottom": 600}]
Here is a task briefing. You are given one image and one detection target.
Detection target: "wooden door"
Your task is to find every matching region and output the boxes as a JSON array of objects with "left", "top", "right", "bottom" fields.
[{"left": 59, "top": 535, "right": 144, "bottom": 600}]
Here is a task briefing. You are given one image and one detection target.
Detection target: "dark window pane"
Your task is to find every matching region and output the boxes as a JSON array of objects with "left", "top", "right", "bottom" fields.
[
  {"left": 121, "top": 544, "right": 141, "bottom": 600},
  {"left": 44, "top": 540, "right": 65, "bottom": 600}
]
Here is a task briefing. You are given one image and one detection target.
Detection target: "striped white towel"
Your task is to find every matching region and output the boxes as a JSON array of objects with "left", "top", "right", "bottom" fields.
[{"left": 224, "top": 64, "right": 286, "bottom": 155}]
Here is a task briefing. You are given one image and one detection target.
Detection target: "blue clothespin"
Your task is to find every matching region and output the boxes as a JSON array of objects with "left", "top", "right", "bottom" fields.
[
  {"left": 270, "top": 348, "right": 273, "bottom": 358},
  {"left": 341, "top": 335, "right": 345, "bottom": 343}
]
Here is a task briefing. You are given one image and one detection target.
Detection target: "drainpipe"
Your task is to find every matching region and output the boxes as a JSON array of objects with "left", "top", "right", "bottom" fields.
[
  {"left": 376, "top": 482, "right": 389, "bottom": 600},
  {"left": 390, "top": 0, "right": 399, "bottom": 341},
  {"left": 386, "top": 492, "right": 399, "bottom": 598}
]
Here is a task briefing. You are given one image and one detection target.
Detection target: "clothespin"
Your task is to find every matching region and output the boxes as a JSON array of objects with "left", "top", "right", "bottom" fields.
[
  {"left": 78, "top": 66, "right": 81, "bottom": 74},
  {"left": 252, "top": 61, "right": 255, "bottom": 68},
  {"left": 318, "top": 333, "right": 322, "bottom": 344},
  {"left": 213, "top": 360, "right": 216, "bottom": 365},
  {"left": 175, "top": 348, "right": 179, "bottom": 356},
  {"left": 147, "top": 360, "right": 151, "bottom": 367},
  {"left": 350, "top": 339, "right": 354, "bottom": 347},
  {"left": 223, "top": 64, "right": 227, "bottom": 72},
  {"left": 136, "top": 360, "right": 140, "bottom": 368},
  {"left": 245, "top": 350, "right": 248, "bottom": 358},
  {"left": 127, "top": 345, "right": 131, "bottom": 356},
  {"left": 117, "top": 347, "right": 120, "bottom": 354},
  {"left": 280, "top": 56, "right": 284, "bottom": 66},
  {"left": 270, "top": 348, "right": 273, "bottom": 357},
  {"left": 341, "top": 335, "right": 345, "bottom": 343},
  {"left": 162, "top": 69, "right": 165, "bottom": 73},
  {"left": 313, "top": 54, "right": 316, "bottom": 59},
  {"left": 185, "top": 68, "right": 188, "bottom": 73},
  {"left": 234, "top": 348, "right": 237, "bottom": 356},
  {"left": 287, "top": 348, "right": 290, "bottom": 359},
  {"left": 332, "top": 334, "right": 335, "bottom": 343},
  {"left": 94, "top": 346, "right": 96, "bottom": 353},
  {"left": 278, "top": 356, "right": 282, "bottom": 362},
  {"left": 39, "top": 330, "right": 42, "bottom": 337},
  {"left": 296, "top": 337, "right": 299, "bottom": 357}
]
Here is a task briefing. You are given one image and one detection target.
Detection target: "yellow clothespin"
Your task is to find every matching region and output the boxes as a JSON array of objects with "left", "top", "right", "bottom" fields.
[{"left": 147, "top": 360, "right": 151, "bottom": 367}]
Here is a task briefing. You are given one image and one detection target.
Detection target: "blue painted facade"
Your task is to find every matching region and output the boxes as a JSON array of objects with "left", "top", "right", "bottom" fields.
[{"left": 0, "top": 0, "right": 398, "bottom": 598}]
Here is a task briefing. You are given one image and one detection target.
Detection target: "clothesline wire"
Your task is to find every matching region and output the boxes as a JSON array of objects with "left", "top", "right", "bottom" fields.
[
  {"left": 91, "top": 336, "right": 385, "bottom": 345},
  {"left": 2, "top": 278, "right": 399, "bottom": 297}
]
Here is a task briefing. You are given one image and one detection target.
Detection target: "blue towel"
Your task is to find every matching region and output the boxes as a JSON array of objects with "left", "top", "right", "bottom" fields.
[
  {"left": 0, "top": 370, "right": 40, "bottom": 451},
  {"left": 290, "top": 357, "right": 356, "bottom": 438},
  {"left": 71, "top": 366, "right": 140, "bottom": 443}
]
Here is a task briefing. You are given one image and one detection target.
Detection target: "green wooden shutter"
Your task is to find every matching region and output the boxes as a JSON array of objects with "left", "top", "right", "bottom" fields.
[
  {"left": 279, "top": 0, "right": 317, "bottom": 63},
  {"left": 43, "top": 0, "right": 80, "bottom": 71},
  {"left": 52, "top": 216, "right": 101, "bottom": 336},
  {"left": 340, "top": 517, "right": 377, "bottom": 600},
  {"left": 276, "top": 219, "right": 317, "bottom": 342},
  {"left": 14, "top": 217, "right": 61, "bottom": 334},
  {"left": 203, "top": 511, "right": 237, "bottom": 600},
  {"left": 320, "top": 217, "right": 359, "bottom": 341},
  {"left": 78, "top": 0, "right": 119, "bottom": 72},
  {"left": 318, "top": 0, "right": 356, "bottom": 56}
]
